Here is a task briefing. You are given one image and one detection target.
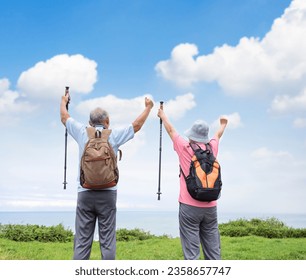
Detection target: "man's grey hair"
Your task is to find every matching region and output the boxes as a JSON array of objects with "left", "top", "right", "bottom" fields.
[{"left": 89, "top": 107, "right": 109, "bottom": 126}]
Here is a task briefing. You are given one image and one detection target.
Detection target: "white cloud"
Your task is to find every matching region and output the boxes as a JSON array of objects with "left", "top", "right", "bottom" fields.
[
  {"left": 211, "top": 112, "right": 243, "bottom": 130},
  {"left": 0, "top": 78, "right": 35, "bottom": 125},
  {"left": 17, "top": 54, "right": 97, "bottom": 100},
  {"left": 0, "top": 199, "right": 76, "bottom": 210},
  {"left": 156, "top": 39, "right": 277, "bottom": 94},
  {"left": 155, "top": 43, "right": 201, "bottom": 87},
  {"left": 155, "top": 39, "right": 276, "bottom": 95},
  {"left": 75, "top": 93, "right": 196, "bottom": 125},
  {"left": 251, "top": 147, "right": 293, "bottom": 161},
  {"left": 270, "top": 89, "right": 306, "bottom": 114},
  {"left": 75, "top": 94, "right": 154, "bottom": 125},
  {"left": 293, "top": 117, "right": 306, "bottom": 128},
  {"left": 162, "top": 92, "right": 196, "bottom": 120},
  {"left": 0, "top": 54, "right": 97, "bottom": 125},
  {"left": 155, "top": 0, "right": 306, "bottom": 99},
  {"left": 217, "top": 144, "right": 306, "bottom": 214}
]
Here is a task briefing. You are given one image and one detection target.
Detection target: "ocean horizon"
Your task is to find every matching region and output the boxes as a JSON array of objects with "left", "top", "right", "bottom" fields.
[{"left": 0, "top": 210, "right": 305, "bottom": 239}]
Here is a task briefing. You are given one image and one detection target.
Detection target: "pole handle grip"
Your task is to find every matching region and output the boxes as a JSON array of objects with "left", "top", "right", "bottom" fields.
[
  {"left": 159, "top": 101, "right": 164, "bottom": 110},
  {"left": 65, "top": 86, "right": 70, "bottom": 110},
  {"left": 159, "top": 101, "right": 164, "bottom": 124}
]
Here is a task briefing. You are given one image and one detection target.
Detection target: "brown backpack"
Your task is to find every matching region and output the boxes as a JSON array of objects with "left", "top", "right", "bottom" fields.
[{"left": 80, "top": 127, "right": 119, "bottom": 189}]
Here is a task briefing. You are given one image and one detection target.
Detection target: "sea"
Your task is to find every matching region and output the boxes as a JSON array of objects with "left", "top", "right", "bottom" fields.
[{"left": 0, "top": 211, "right": 305, "bottom": 240}]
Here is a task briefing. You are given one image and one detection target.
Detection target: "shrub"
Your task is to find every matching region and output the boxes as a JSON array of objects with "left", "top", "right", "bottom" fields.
[
  {"left": 0, "top": 224, "right": 73, "bottom": 242},
  {"left": 219, "top": 217, "right": 306, "bottom": 238},
  {"left": 116, "top": 228, "right": 159, "bottom": 241}
]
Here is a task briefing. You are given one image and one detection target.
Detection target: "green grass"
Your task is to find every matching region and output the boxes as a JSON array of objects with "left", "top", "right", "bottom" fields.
[
  {"left": 221, "top": 236, "right": 306, "bottom": 260},
  {"left": 1, "top": 218, "right": 306, "bottom": 260},
  {"left": 1, "top": 236, "right": 306, "bottom": 260},
  {"left": 0, "top": 238, "right": 73, "bottom": 260}
]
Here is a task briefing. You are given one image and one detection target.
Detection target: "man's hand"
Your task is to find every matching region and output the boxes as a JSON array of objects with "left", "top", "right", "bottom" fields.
[
  {"left": 132, "top": 97, "right": 154, "bottom": 133},
  {"left": 220, "top": 116, "right": 228, "bottom": 126},
  {"left": 60, "top": 95, "right": 71, "bottom": 125},
  {"left": 62, "top": 95, "right": 70, "bottom": 105},
  {"left": 145, "top": 97, "right": 154, "bottom": 109}
]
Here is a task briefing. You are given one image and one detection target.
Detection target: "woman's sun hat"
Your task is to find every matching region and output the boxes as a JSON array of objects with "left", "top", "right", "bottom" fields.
[{"left": 184, "top": 120, "right": 209, "bottom": 143}]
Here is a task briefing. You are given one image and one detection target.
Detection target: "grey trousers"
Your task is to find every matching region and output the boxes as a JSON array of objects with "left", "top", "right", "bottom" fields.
[
  {"left": 179, "top": 203, "right": 221, "bottom": 260},
  {"left": 73, "top": 190, "right": 117, "bottom": 260}
]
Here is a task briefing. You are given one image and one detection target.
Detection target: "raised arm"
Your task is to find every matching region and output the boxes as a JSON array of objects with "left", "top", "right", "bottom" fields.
[
  {"left": 214, "top": 116, "right": 228, "bottom": 140},
  {"left": 157, "top": 108, "right": 176, "bottom": 141},
  {"left": 60, "top": 95, "right": 70, "bottom": 126},
  {"left": 132, "top": 97, "right": 154, "bottom": 133}
]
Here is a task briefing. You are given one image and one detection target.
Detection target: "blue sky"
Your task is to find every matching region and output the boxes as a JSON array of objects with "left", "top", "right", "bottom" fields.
[{"left": 1, "top": 0, "right": 305, "bottom": 215}]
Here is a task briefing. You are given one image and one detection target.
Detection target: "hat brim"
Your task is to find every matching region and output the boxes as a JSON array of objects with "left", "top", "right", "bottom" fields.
[{"left": 184, "top": 129, "right": 210, "bottom": 144}]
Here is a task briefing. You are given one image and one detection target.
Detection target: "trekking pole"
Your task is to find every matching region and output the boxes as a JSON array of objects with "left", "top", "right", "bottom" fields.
[
  {"left": 157, "top": 101, "right": 164, "bottom": 200},
  {"left": 63, "top": 86, "right": 70, "bottom": 190}
]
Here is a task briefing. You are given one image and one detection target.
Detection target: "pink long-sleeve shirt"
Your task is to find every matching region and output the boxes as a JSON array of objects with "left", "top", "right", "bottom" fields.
[{"left": 173, "top": 132, "right": 219, "bottom": 208}]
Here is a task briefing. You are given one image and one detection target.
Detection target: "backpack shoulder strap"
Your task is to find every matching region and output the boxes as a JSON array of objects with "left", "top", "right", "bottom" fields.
[
  {"left": 86, "top": 127, "right": 96, "bottom": 139},
  {"left": 205, "top": 143, "right": 212, "bottom": 152},
  {"left": 179, "top": 165, "right": 187, "bottom": 179},
  {"left": 86, "top": 127, "right": 112, "bottom": 140},
  {"left": 101, "top": 129, "right": 118, "bottom": 161},
  {"left": 101, "top": 129, "right": 112, "bottom": 142},
  {"left": 189, "top": 143, "right": 201, "bottom": 152}
]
